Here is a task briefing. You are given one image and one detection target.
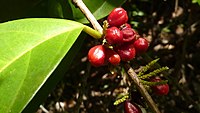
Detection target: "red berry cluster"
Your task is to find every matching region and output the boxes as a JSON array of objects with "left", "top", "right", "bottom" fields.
[{"left": 88, "top": 7, "right": 149, "bottom": 67}]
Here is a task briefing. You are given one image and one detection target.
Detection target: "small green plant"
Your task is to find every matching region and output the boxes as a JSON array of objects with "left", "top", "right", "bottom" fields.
[{"left": 113, "top": 58, "right": 169, "bottom": 112}]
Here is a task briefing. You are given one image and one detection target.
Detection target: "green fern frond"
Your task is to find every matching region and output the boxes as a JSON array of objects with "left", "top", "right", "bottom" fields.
[
  {"left": 139, "top": 66, "right": 169, "bottom": 79},
  {"left": 141, "top": 80, "right": 168, "bottom": 86},
  {"left": 138, "top": 58, "right": 160, "bottom": 77},
  {"left": 114, "top": 94, "right": 129, "bottom": 105}
]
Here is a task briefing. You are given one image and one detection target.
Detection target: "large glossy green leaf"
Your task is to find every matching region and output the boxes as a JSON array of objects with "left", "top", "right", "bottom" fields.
[
  {"left": 22, "top": 33, "right": 86, "bottom": 113},
  {"left": 0, "top": 18, "right": 84, "bottom": 113}
]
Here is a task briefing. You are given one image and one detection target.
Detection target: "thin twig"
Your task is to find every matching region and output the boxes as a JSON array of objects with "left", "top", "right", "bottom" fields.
[
  {"left": 175, "top": 0, "right": 179, "bottom": 13},
  {"left": 124, "top": 63, "right": 161, "bottom": 113},
  {"left": 39, "top": 105, "right": 49, "bottom": 113},
  {"left": 72, "top": 0, "right": 103, "bottom": 34}
]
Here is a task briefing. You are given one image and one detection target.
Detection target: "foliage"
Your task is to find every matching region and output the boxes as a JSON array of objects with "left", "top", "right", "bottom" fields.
[{"left": 0, "top": 18, "right": 84, "bottom": 113}]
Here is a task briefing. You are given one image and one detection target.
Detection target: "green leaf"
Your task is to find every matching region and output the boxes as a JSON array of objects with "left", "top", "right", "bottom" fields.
[
  {"left": 192, "top": 0, "right": 200, "bottom": 5},
  {"left": 0, "top": 18, "right": 84, "bottom": 113},
  {"left": 23, "top": 32, "right": 86, "bottom": 113}
]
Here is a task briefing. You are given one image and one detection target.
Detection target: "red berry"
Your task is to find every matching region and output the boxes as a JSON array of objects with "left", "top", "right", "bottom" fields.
[
  {"left": 88, "top": 45, "right": 106, "bottom": 67},
  {"left": 105, "top": 48, "right": 121, "bottom": 65},
  {"left": 107, "top": 8, "right": 128, "bottom": 27},
  {"left": 124, "top": 101, "right": 142, "bottom": 113},
  {"left": 105, "top": 27, "right": 123, "bottom": 45},
  {"left": 120, "top": 23, "right": 131, "bottom": 30},
  {"left": 115, "top": 44, "right": 136, "bottom": 61},
  {"left": 150, "top": 77, "right": 169, "bottom": 95},
  {"left": 121, "top": 28, "right": 137, "bottom": 43},
  {"left": 133, "top": 37, "right": 149, "bottom": 54}
]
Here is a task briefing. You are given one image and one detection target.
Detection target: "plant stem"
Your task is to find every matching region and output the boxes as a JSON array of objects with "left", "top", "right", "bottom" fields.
[
  {"left": 72, "top": 0, "right": 161, "bottom": 113},
  {"left": 83, "top": 25, "right": 102, "bottom": 39},
  {"left": 72, "top": 0, "right": 103, "bottom": 34},
  {"left": 124, "top": 63, "right": 161, "bottom": 113}
]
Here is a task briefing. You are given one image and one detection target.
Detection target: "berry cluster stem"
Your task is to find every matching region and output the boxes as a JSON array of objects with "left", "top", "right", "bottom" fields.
[
  {"left": 83, "top": 25, "right": 102, "bottom": 39},
  {"left": 72, "top": 1, "right": 161, "bottom": 113}
]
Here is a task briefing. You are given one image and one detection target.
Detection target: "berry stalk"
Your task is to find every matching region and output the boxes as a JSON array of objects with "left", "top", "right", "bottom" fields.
[{"left": 83, "top": 25, "right": 102, "bottom": 39}]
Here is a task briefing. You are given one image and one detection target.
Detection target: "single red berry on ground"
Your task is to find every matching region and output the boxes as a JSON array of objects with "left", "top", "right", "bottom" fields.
[
  {"left": 88, "top": 45, "right": 106, "bottom": 67},
  {"left": 150, "top": 77, "right": 169, "bottom": 95},
  {"left": 107, "top": 7, "right": 128, "bottom": 27},
  {"left": 124, "top": 100, "right": 142, "bottom": 113},
  {"left": 105, "top": 27, "right": 123, "bottom": 45}
]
